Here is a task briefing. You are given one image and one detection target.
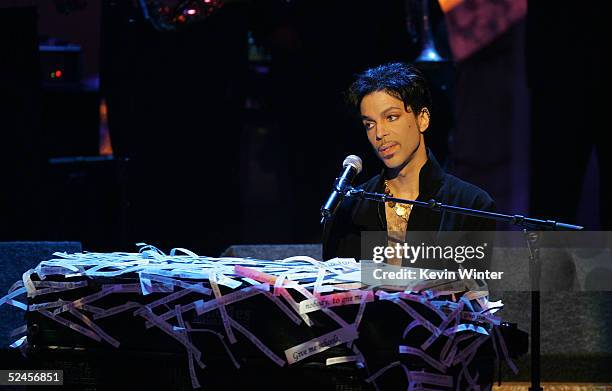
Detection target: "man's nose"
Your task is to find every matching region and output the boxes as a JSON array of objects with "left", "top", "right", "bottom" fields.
[{"left": 375, "top": 124, "right": 388, "bottom": 140}]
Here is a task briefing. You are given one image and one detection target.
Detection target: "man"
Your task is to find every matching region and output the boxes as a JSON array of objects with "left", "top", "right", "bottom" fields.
[{"left": 323, "top": 62, "right": 495, "bottom": 262}]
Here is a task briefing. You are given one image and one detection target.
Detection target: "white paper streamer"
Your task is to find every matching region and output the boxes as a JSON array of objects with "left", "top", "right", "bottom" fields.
[
  {"left": 175, "top": 305, "right": 201, "bottom": 389},
  {"left": 229, "top": 317, "right": 285, "bottom": 367},
  {"left": 68, "top": 307, "right": 120, "bottom": 348},
  {"left": 209, "top": 271, "right": 236, "bottom": 344},
  {"left": 37, "top": 309, "right": 101, "bottom": 342},
  {"left": 0, "top": 244, "right": 511, "bottom": 391},
  {"left": 0, "top": 287, "right": 27, "bottom": 307},
  {"left": 284, "top": 326, "right": 358, "bottom": 365}
]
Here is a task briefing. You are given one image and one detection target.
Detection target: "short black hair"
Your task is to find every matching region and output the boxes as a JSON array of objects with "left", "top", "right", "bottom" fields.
[{"left": 347, "top": 62, "right": 432, "bottom": 114}]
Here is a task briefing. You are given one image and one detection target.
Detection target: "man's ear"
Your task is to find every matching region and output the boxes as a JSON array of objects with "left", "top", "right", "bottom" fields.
[{"left": 417, "top": 108, "right": 430, "bottom": 133}]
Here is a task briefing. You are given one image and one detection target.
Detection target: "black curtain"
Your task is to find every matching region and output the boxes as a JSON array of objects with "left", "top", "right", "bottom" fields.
[
  {"left": 527, "top": 1, "right": 611, "bottom": 229},
  {"left": 101, "top": 2, "right": 249, "bottom": 255},
  {"left": 0, "top": 7, "right": 42, "bottom": 241}
]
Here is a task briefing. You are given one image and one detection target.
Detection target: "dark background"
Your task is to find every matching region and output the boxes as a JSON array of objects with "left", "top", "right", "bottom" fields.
[{"left": 1, "top": 0, "right": 608, "bottom": 256}]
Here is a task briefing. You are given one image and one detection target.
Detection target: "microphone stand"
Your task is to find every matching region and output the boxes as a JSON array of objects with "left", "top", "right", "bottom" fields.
[
  {"left": 346, "top": 188, "right": 582, "bottom": 231},
  {"left": 344, "top": 187, "right": 583, "bottom": 391}
]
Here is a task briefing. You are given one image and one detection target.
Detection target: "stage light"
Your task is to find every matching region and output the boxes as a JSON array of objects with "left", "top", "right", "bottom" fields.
[
  {"left": 40, "top": 44, "right": 80, "bottom": 85},
  {"left": 49, "top": 69, "right": 63, "bottom": 79},
  {"left": 139, "top": 0, "right": 225, "bottom": 31}
]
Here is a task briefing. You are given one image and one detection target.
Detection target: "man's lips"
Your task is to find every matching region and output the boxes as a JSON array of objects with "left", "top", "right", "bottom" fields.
[{"left": 378, "top": 142, "right": 399, "bottom": 157}]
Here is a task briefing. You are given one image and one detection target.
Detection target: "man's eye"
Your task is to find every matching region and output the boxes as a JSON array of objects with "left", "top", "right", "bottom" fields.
[
  {"left": 387, "top": 115, "right": 398, "bottom": 121},
  {"left": 364, "top": 122, "right": 375, "bottom": 130}
]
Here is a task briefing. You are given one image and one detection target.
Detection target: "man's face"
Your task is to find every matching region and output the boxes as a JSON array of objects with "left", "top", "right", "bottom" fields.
[{"left": 360, "top": 90, "right": 429, "bottom": 169}]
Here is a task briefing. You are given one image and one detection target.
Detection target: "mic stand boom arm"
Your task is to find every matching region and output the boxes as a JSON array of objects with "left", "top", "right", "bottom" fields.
[
  {"left": 346, "top": 187, "right": 583, "bottom": 231},
  {"left": 345, "top": 187, "right": 582, "bottom": 391}
]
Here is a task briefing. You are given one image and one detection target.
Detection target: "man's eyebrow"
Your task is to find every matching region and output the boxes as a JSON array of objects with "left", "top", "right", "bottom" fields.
[
  {"left": 361, "top": 106, "right": 403, "bottom": 120},
  {"left": 381, "top": 106, "right": 402, "bottom": 115}
]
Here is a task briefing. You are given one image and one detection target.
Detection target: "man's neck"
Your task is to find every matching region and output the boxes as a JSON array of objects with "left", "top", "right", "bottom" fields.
[{"left": 386, "top": 141, "right": 427, "bottom": 197}]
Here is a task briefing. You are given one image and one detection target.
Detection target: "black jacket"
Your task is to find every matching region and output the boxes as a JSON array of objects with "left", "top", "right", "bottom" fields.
[{"left": 322, "top": 149, "right": 495, "bottom": 261}]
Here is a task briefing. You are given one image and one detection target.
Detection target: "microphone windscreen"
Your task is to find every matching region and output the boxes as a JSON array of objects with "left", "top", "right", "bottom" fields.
[{"left": 342, "top": 155, "right": 363, "bottom": 174}]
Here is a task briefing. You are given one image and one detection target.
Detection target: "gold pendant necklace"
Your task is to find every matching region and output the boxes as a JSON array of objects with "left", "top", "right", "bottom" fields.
[{"left": 384, "top": 180, "right": 412, "bottom": 222}]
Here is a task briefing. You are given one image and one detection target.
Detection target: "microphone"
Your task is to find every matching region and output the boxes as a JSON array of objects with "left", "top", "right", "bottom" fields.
[{"left": 320, "top": 155, "right": 363, "bottom": 223}]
